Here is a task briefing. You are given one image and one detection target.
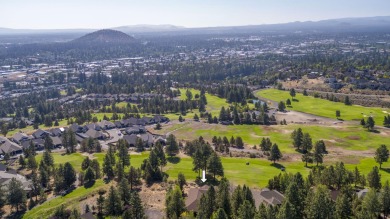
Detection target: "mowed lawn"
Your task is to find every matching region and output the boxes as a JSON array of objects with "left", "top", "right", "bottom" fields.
[
  {"left": 179, "top": 88, "right": 230, "bottom": 117},
  {"left": 33, "top": 151, "right": 390, "bottom": 189},
  {"left": 172, "top": 123, "right": 387, "bottom": 152},
  {"left": 256, "top": 89, "right": 390, "bottom": 124}
]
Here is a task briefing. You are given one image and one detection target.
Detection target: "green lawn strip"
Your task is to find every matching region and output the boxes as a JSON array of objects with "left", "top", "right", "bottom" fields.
[
  {"left": 173, "top": 123, "right": 386, "bottom": 152},
  {"left": 256, "top": 89, "right": 390, "bottom": 124},
  {"left": 178, "top": 88, "right": 230, "bottom": 117},
  {"left": 36, "top": 153, "right": 87, "bottom": 172},
  {"left": 6, "top": 119, "right": 70, "bottom": 137},
  {"left": 23, "top": 180, "right": 106, "bottom": 219},
  {"left": 345, "top": 158, "right": 390, "bottom": 184}
]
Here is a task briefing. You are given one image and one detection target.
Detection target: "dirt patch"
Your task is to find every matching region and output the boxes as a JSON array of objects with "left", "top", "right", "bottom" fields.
[{"left": 346, "top": 136, "right": 361, "bottom": 140}]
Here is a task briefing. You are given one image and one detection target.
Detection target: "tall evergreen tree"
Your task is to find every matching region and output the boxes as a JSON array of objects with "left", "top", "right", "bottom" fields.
[
  {"left": 217, "top": 178, "right": 232, "bottom": 216},
  {"left": 117, "top": 139, "right": 130, "bottom": 168},
  {"left": 105, "top": 186, "right": 122, "bottom": 216},
  {"left": 207, "top": 153, "right": 224, "bottom": 180},
  {"left": 375, "top": 144, "right": 389, "bottom": 169},
  {"left": 165, "top": 186, "right": 185, "bottom": 218},
  {"left": 166, "top": 134, "right": 179, "bottom": 157},
  {"left": 304, "top": 185, "right": 334, "bottom": 219},
  {"left": 7, "top": 178, "right": 27, "bottom": 212},
  {"left": 367, "top": 166, "right": 381, "bottom": 190},
  {"left": 269, "top": 144, "right": 282, "bottom": 164}
]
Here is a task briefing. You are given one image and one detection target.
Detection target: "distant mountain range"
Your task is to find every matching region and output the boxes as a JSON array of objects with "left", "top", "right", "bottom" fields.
[
  {"left": 72, "top": 29, "right": 135, "bottom": 44},
  {"left": 1, "top": 16, "right": 390, "bottom": 35}
]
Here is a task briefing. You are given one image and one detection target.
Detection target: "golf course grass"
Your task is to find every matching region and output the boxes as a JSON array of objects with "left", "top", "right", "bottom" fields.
[
  {"left": 171, "top": 123, "right": 386, "bottom": 153},
  {"left": 256, "top": 89, "right": 390, "bottom": 124}
]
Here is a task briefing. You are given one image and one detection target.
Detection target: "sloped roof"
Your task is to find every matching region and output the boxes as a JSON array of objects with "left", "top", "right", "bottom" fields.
[
  {"left": 185, "top": 185, "right": 210, "bottom": 212},
  {"left": 0, "top": 140, "right": 22, "bottom": 154},
  {"left": 257, "top": 188, "right": 285, "bottom": 206},
  {"left": 85, "top": 129, "right": 104, "bottom": 139}
]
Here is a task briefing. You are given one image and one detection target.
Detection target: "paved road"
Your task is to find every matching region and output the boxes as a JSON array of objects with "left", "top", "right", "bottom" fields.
[{"left": 99, "top": 129, "right": 123, "bottom": 150}]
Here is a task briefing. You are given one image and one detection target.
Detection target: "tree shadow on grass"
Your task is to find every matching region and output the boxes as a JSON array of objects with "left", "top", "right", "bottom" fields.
[
  {"left": 84, "top": 180, "right": 95, "bottom": 189},
  {"left": 292, "top": 99, "right": 299, "bottom": 102},
  {"left": 380, "top": 168, "right": 390, "bottom": 174},
  {"left": 270, "top": 163, "right": 285, "bottom": 170},
  {"left": 370, "top": 130, "right": 381, "bottom": 134},
  {"left": 167, "top": 156, "right": 181, "bottom": 164}
]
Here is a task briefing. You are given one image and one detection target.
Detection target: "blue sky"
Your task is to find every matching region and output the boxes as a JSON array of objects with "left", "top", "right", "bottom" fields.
[{"left": 1, "top": 0, "right": 390, "bottom": 29}]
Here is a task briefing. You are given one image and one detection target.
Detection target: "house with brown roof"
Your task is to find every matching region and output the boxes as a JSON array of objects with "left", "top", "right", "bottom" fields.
[{"left": 185, "top": 185, "right": 210, "bottom": 212}]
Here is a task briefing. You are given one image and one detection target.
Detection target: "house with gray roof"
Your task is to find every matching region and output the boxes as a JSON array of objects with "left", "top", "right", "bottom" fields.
[
  {"left": 254, "top": 188, "right": 285, "bottom": 207},
  {"left": 0, "top": 136, "right": 23, "bottom": 156}
]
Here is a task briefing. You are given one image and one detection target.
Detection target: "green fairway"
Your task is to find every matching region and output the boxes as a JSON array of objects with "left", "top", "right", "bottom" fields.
[
  {"left": 36, "top": 153, "right": 87, "bottom": 172},
  {"left": 179, "top": 88, "right": 230, "bottom": 117},
  {"left": 172, "top": 123, "right": 387, "bottom": 152},
  {"left": 256, "top": 89, "right": 390, "bottom": 124}
]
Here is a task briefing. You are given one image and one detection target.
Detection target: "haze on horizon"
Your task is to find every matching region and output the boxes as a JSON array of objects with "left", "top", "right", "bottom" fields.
[{"left": 1, "top": 0, "right": 390, "bottom": 29}]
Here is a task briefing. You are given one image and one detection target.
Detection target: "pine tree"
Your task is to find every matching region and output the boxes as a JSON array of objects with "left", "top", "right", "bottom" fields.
[
  {"left": 269, "top": 144, "right": 282, "bottom": 163},
  {"left": 289, "top": 88, "right": 296, "bottom": 100},
  {"left": 313, "top": 141, "right": 324, "bottom": 166},
  {"left": 165, "top": 186, "right": 185, "bottom": 218},
  {"left": 103, "top": 152, "right": 115, "bottom": 179},
  {"left": 366, "top": 116, "right": 375, "bottom": 131},
  {"left": 207, "top": 153, "right": 224, "bottom": 180},
  {"left": 105, "top": 186, "right": 122, "bottom": 216},
  {"left": 344, "top": 96, "right": 351, "bottom": 105},
  {"left": 238, "top": 200, "right": 256, "bottom": 219},
  {"left": 118, "top": 178, "right": 131, "bottom": 205},
  {"left": 375, "top": 144, "right": 389, "bottom": 169},
  {"left": 177, "top": 172, "right": 187, "bottom": 192},
  {"left": 335, "top": 194, "right": 352, "bottom": 219},
  {"left": 277, "top": 201, "right": 295, "bottom": 219},
  {"left": 28, "top": 155, "right": 38, "bottom": 170},
  {"left": 362, "top": 189, "right": 381, "bottom": 218},
  {"left": 7, "top": 178, "right": 27, "bottom": 212},
  {"left": 63, "top": 162, "right": 76, "bottom": 188},
  {"left": 166, "top": 134, "right": 179, "bottom": 157},
  {"left": 123, "top": 191, "right": 145, "bottom": 218},
  {"left": 117, "top": 139, "right": 130, "bottom": 168},
  {"left": 367, "top": 166, "right": 381, "bottom": 190},
  {"left": 217, "top": 178, "right": 231, "bottom": 216},
  {"left": 291, "top": 128, "right": 303, "bottom": 150},
  {"left": 198, "top": 186, "right": 216, "bottom": 218},
  {"left": 381, "top": 181, "right": 390, "bottom": 218},
  {"left": 42, "top": 150, "right": 54, "bottom": 167},
  {"left": 231, "top": 185, "right": 243, "bottom": 216},
  {"left": 304, "top": 185, "right": 334, "bottom": 219},
  {"left": 84, "top": 167, "right": 95, "bottom": 185},
  {"left": 301, "top": 133, "right": 312, "bottom": 153},
  {"left": 128, "top": 166, "right": 141, "bottom": 190},
  {"left": 18, "top": 155, "right": 26, "bottom": 169},
  {"left": 212, "top": 208, "right": 228, "bottom": 219},
  {"left": 96, "top": 190, "right": 105, "bottom": 216},
  {"left": 235, "top": 136, "right": 244, "bottom": 149},
  {"left": 91, "top": 159, "right": 101, "bottom": 179},
  {"left": 44, "top": 135, "right": 53, "bottom": 151}
]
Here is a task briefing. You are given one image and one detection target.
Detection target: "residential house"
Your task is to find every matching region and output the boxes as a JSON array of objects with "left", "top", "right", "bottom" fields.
[
  {"left": 185, "top": 185, "right": 210, "bottom": 213},
  {"left": 0, "top": 170, "right": 32, "bottom": 194},
  {"left": 21, "top": 139, "right": 45, "bottom": 150},
  {"left": 50, "top": 136, "right": 63, "bottom": 148},
  {"left": 69, "top": 123, "right": 84, "bottom": 133},
  {"left": 85, "top": 129, "right": 104, "bottom": 140},
  {"left": 84, "top": 123, "right": 102, "bottom": 132},
  {"left": 254, "top": 188, "right": 285, "bottom": 207},
  {"left": 99, "top": 120, "right": 115, "bottom": 130},
  {"left": 0, "top": 136, "right": 23, "bottom": 156},
  {"left": 32, "top": 129, "right": 50, "bottom": 139},
  {"left": 12, "top": 132, "right": 32, "bottom": 144}
]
